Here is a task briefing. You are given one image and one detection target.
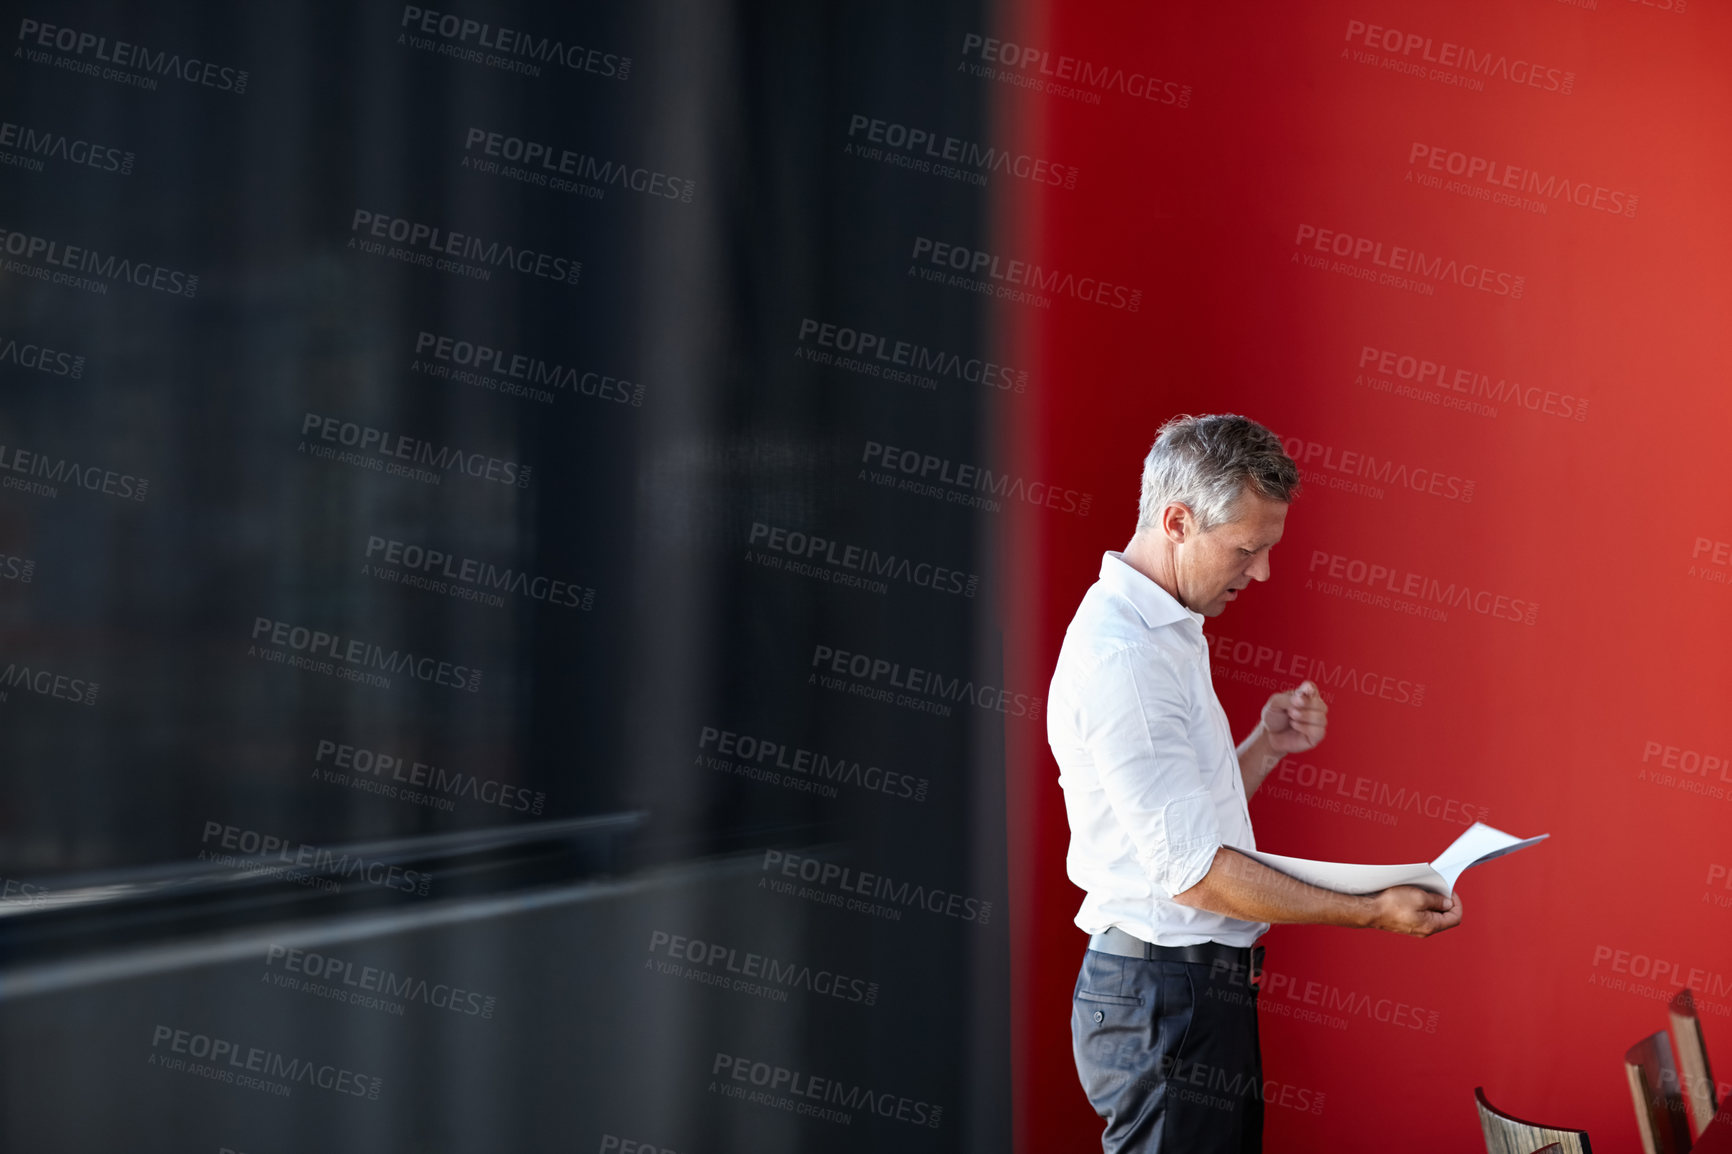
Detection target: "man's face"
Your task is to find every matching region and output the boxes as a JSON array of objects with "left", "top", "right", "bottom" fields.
[{"left": 1174, "top": 490, "right": 1288, "bottom": 617}]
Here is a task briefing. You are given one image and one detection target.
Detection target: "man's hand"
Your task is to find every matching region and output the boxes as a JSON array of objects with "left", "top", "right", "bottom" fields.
[
  {"left": 1262, "top": 681, "right": 1327, "bottom": 755},
  {"left": 1368, "top": 886, "right": 1463, "bottom": 938}
]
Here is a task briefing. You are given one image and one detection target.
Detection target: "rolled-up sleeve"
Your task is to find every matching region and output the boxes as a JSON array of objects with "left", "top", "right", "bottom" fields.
[{"left": 1077, "top": 646, "right": 1222, "bottom": 897}]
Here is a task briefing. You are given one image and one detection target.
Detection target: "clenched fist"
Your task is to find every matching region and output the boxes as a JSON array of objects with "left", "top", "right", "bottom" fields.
[{"left": 1262, "top": 680, "right": 1328, "bottom": 754}]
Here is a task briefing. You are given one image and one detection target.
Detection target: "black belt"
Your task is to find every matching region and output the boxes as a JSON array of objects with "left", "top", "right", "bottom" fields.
[{"left": 1088, "top": 926, "right": 1264, "bottom": 986}]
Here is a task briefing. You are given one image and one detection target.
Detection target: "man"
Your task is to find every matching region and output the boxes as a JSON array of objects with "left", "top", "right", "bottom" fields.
[{"left": 1049, "top": 413, "right": 1461, "bottom": 1153}]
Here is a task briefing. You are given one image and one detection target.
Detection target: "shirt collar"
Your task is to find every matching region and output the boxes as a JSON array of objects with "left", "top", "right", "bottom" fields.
[{"left": 1100, "top": 551, "right": 1203, "bottom": 631}]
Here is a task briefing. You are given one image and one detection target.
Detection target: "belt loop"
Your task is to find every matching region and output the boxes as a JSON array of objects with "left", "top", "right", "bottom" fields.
[{"left": 1251, "top": 945, "right": 1265, "bottom": 988}]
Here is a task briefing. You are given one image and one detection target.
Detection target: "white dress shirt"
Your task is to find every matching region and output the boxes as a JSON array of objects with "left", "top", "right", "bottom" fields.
[{"left": 1048, "top": 551, "right": 1267, "bottom": 947}]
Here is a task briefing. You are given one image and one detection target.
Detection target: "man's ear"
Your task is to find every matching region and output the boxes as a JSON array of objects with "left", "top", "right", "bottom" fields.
[{"left": 1160, "top": 502, "right": 1193, "bottom": 544}]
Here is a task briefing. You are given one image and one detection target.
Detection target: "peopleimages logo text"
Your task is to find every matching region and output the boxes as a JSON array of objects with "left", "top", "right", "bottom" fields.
[
  {"left": 0, "top": 120, "right": 133, "bottom": 174},
  {"left": 1209, "top": 632, "right": 1426, "bottom": 708},
  {"left": 265, "top": 945, "right": 496, "bottom": 1017},
  {"left": 301, "top": 412, "right": 531, "bottom": 488},
  {"left": 399, "top": 6, "right": 629, "bottom": 79},
  {"left": 862, "top": 440, "right": 1091, "bottom": 515},
  {"left": 0, "top": 658, "right": 98, "bottom": 705},
  {"left": 1278, "top": 436, "right": 1473, "bottom": 503},
  {"left": 796, "top": 317, "right": 1027, "bottom": 393},
  {"left": 1408, "top": 143, "right": 1637, "bottom": 218},
  {"left": 150, "top": 1025, "right": 381, "bottom": 1098},
  {"left": 0, "top": 225, "right": 196, "bottom": 296},
  {"left": 365, "top": 536, "right": 592, "bottom": 610},
  {"left": 17, "top": 19, "right": 249, "bottom": 92},
  {"left": 1308, "top": 550, "right": 1539, "bottom": 626},
  {"left": 650, "top": 930, "right": 880, "bottom": 1005},
  {"left": 250, "top": 616, "right": 483, "bottom": 692},
  {"left": 0, "top": 332, "right": 83, "bottom": 377},
  {"left": 314, "top": 739, "right": 545, "bottom": 814},
  {"left": 463, "top": 128, "right": 692, "bottom": 201},
  {"left": 199, "top": 821, "right": 431, "bottom": 896},
  {"left": 1356, "top": 345, "right": 1587, "bottom": 421},
  {"left": 349, "top": 210, "right": 580, "bottom": 284},
  {"left": 911, "top": 236, "right": 1141, "bottom": 311},
  {"left": 414, "top": 330, "right": 641, "bottom": 406},
  {"left": 749, "top": 521, "right": 978, "bottom": 598},
  {"left": 1343, "top": 19, "right": 1574, "bottom": 95},
  {"left": 846, "top": 113, "right": 1077, "bottom": 188},
  {"left": 0, "top": 441, "right": 147, "bottom": 500},
  {"left": 960, "top": 33, "right": 1191, "bottom": 107},
  {"left": 713, "top": 1052, "right": 943, "bottom": 1128},
  {"left": 1295, "top": 224, "right": 1524, "bottom": 298},
  {"left": 761, "top": 850, "right": 992, "bottom": 925},
  {"left": 698, "top": 726, "right": 928, "bottom": 802},
  {"left": 810, "top": 643, "right": 1043, "bottom": 719}
]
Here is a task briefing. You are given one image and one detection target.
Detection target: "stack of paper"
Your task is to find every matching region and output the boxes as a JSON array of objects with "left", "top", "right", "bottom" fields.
[{"left": 1227, "top": 822, "right": 1548, "bottom": 898}]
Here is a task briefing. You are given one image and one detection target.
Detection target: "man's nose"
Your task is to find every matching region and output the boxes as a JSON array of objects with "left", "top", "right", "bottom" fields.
[{"left": 1248, "top": 553, "right": 1272, "bottom": 583}]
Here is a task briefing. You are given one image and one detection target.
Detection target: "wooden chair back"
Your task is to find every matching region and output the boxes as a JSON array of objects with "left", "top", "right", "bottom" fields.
[
  {"left": 1672, "top": 988, "right": 1720, "bottom": 1139},
  {"left": 1475, "top": 1085, "right": 1594, "bottom": 1154},
  {"left": 1625, "top": 1029, "right": 1695, "bottom": 1154}
]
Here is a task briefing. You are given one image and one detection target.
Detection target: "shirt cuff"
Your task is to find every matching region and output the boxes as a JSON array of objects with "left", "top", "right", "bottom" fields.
[{"left": 1150, "top": 789, "right": 1222, "bottom": 896}]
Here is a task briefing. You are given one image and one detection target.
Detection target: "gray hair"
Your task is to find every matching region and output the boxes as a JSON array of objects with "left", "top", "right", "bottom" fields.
[{"left": 1136, "top": 414, "right": 1299, "bottom": 532}]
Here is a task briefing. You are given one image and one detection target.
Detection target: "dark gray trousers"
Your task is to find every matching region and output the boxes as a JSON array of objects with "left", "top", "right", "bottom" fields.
[{"left": 1071, "top": 948, "right": 1264, "bottom": 1153}]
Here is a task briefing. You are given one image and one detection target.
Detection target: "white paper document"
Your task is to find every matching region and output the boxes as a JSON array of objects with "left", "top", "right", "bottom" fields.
[{"left": 1226, "top": 821, "right": 1548, "bottom": 898}]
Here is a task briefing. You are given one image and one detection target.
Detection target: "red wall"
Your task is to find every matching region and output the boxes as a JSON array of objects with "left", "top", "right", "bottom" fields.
[{"left": 998, "top": 1, "right": 1732, "bottom": 1150}]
